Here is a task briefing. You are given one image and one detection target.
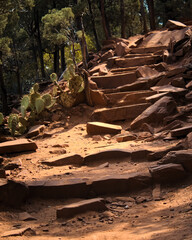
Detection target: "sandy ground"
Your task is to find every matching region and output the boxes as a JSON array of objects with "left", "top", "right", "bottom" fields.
[{"left": 0, "top": 104, "right": 192, "bottom": 240}]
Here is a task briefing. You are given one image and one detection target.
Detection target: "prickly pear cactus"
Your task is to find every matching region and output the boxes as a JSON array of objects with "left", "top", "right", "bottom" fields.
[
  {"left": 69, "top": 75, "right": 84, "bottom": 94},
  {"left": 33, "top": 83, "right": 39, "bottom": 93},
  {"left": 8, "top": 114, "right": 19, "bottom": 136},
  {"left": 35, "top": 98, "right": 45, "bottom": 114},
  {"left": 60, "top": 92, "right": 75, "bottom": 108}
]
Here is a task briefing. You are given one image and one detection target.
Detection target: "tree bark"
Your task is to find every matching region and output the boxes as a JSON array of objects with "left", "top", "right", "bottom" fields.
[
  {"left": 12, "top": 40, "right": 22, "bottom": 97},
  {"left": 120, "top": 0, "right": 126, "bottom": 38},
  {"left": 99, "top": 0, "right": 110, "bottom": 39},
  {"left": 54, "top": 45, "right": 59, "bottom": 75},
  {"left": 87, "top": 0, "right": 101, "bottom": 51},
  {"left": 139, "top": 0, "right": 148, "bottom": 33},
  {"left": 146, "top": 0, "right": 156, "bottom": 30},
  {"left": 31, "top": 39, "right": 39, "bottom": 79},
  {"left": 0, "top": 51, "right": 8, "bottom": 114},
  {"left": 61, "top": 45, "right": 66, "bottom": 72},
  {"left": 34, "top": 8, "right": 46, "bottom": 79}
]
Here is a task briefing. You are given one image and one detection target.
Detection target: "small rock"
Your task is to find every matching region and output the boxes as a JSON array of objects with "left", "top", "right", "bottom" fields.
[
  {"left": 19, "top": 212, "right": 37, "bottom": 221},
  {"left": 3, "top": 159, "right": 21, "bottom": 170},
  {"left": 49, "top": 149, "right": 67, "bottom": 154},
  {"left": 92, "top": 135, "right": 103, "bottom": 141},
  {"left": 116, "top": 133, "right": 136, "bottom": 142},
  {"left": 2, "top": 227, "right": 35, "bottom": 237},
  {"left": 27, "top": 125, "right": 45, "bottom": 138}
]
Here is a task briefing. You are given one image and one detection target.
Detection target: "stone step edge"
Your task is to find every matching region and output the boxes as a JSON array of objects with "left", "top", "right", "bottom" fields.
[
  {"left": 25, "top": 163, "right": 189, "bottom": 200},
  {"left": 41, "top": 149, "right": 153, "bottom": 167}
]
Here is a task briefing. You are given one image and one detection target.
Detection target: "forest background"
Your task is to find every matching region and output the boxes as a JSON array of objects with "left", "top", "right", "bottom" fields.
[{"left": 0, "top": 0, "right": 191, "bottom": 113}]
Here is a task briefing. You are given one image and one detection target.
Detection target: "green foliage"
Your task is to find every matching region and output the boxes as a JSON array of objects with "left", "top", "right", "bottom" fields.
[
  {"left": 42, "top": 7, "right": 74, "bottom": 47},
  {"left": 0, "top": 112, "right": 4, "bottom": 125},
  {"left": 35, "top": 98, "right": 45, "bottom": 114},
  {"left": 50, "top": 59, "right": 84, "bottom": 108},
  {"left": 5, "top": 83, "right": 56, "bottom": 136}
]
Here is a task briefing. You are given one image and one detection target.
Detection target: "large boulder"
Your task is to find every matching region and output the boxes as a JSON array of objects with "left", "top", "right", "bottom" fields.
[
  {"left": 160, "top": 150, "right": 192, "bottom": 172},
  {"left": 131, "top": 96, "right": 178, "bottom": 130},
  {"left": 115, "top": 42, "right": 129, "bottom": 56}
]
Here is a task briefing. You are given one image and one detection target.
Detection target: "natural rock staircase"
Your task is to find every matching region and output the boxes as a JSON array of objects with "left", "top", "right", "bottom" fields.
[
  {"left": 1, "top": 21, "right": 192, "bottom": 224},
  {"left": 89, "top": 45, "right": 168, "bottom": 123}
]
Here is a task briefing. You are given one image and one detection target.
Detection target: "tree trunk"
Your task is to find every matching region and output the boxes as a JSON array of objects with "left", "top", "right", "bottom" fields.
[
  {"left": 0, "top": 51, "right": 8, "bottom": 114},
  {"left": 146, "top": 0, "right": 156, "bottom": 30},
  {"left": 87, "top": 0, "right": 100, "bottom": 51},
  {"left": 120, "top": 0, "right": 126, "bottom": 38},
  {"left": 12, "top": 40, "right": 22, "bottom": 97},
  {"left": 31, "top": 39, "right": 39, "bottom": 79},
  {"left": 99, "top": 0, "right": 110, "bottom": 39},
  {"left": 34, "top": 8, "right": 46, "bottom": 79},
  {"left": 54, "top": 45, "right": 59, "bottom": 75},
  {"left": 61, "top": 45, "right": 66, "bottom": 72},
  {"left": 139, "top": 0, "right": 148, "bottom": 33}
]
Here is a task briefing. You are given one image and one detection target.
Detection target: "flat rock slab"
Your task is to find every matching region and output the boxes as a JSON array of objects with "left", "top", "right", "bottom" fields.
[
  {"left": 116, "top": 133, "right": 136, "bottom": 142},
  {"left": 57, "top": 198, "right": 107, "bottom": 219},
  {"left": 41, "top": 153, "right": 84, "bottom": 166},
  {"left": 171, "top": 125, "right": 192, "bottom": 138},
  {"left": 165, "top": 20, "right": 187, "bottom": 30},
  {"left": 117, "top": 80, "right": 149, "bottom": 92},
  {"left": 130, "top": 46, "right": 167, "bottom": 54},
  {"left": 27, "top": 125, "right": 45, "bottom": 138},
  {"left": 91, "top": 103, "right": 151, "bottom": 123},
  {"left": 115, "top": 55, "right": 161, "bottom": 68},
  {"left": 0, "top": 139, "right": 37, "bottom": 154},
  {"left": 27, "top": 179, "right": 88, "bottom": 199},
  {"left": 87, "top": 122, "right": 122, "bottom": 135},
  {"left": 84, "top": 149, "right": 131, "bottom": 165},
  {"left": 91, "top": 72, "right": 137, "bottom": 89},
  {"left": 2, "top": 227, "right": 35, "bottom": 237},
  {"left": 88, "top": 173, "right": 152, "bottom": 195},
  {"left": 160, "top": 150, "right": 192, "bottom": 172},
  {"left": 149, "top": 163, "right": 186, "bottom": 183},
  {"left": 146, "top": 92, "right": 170, "bottom": 104},
  {"left": 151, "top": 85, "right": 187, "bottom": 95}
]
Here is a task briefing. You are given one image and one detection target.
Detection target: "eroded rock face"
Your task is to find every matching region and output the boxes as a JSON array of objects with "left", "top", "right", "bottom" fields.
[
  {"left": 0, "top": 179, "right": 29, "bottom": 207},
  {"left": 149, "top": 163, "right": 186, "bottom": 183},
  {"left": 131, "top": 96, "right": 178, "bottom": 130},
  {"left": 160, "top": 150, "right": 192, "bottom": 172}
]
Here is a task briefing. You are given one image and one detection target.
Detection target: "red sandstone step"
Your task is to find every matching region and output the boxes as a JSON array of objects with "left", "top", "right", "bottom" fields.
[
  {"left": 41, "top": 153, "right": 84, "bottom": 167},
  {"left": 91, "top": 103, "right": 151, "bottom": 122},
  {"left": 0, "top": 139, "right": 37, "bottom": 154},
  {"left": 88, "top": 172, "right": 152, "bottom": 195},
  {"left": 57, "top": 198, "right": 107, "bottom": 219},
  {"left": 115, "top": 55, "right": 162, "bottom": 68},
  {"left": 91, "top": 72, "right": 137, "bottom": 89},
  {"left": 27, "top": 179, "right": 88, "bottom": 199},
  {"left": 106, "top": 90, "right": 156, "bottom": 106},
  {"left": 129, "top": 46, "right": 167, "bottom": 54}
]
